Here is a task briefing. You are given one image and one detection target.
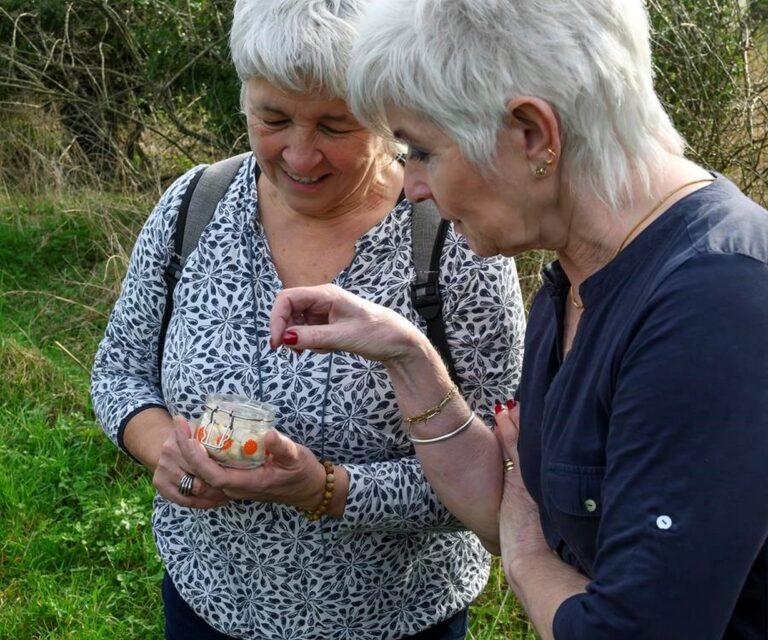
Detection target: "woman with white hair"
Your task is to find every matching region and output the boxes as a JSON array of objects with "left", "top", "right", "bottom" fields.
[
  {"left": 91, "top": 0, "right": 524, "bottom": 638},
  {"left": 266, "top": 1, "right": 768, "bottom": 638}
]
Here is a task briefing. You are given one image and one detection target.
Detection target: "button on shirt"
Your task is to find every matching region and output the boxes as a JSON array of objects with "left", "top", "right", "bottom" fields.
[{"left": 518, "top": 176, "right": 768, "bottom": 639}]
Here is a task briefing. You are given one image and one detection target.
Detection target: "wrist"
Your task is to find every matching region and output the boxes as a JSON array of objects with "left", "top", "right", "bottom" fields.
[
  {"left": 123, "top": 408, "right": 175, "bottom": 472},
  {"left": 503, "top": 546, "right": 556, "bottom": 591},
  {"left": 299, "top": 460, "right": 337, "bottom": 521},
  {"left": 383, "top": 326, "right": 435, "bottom": 373}
]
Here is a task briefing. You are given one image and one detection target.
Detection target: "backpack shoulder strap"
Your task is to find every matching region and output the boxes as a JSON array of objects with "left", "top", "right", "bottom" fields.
[
  {"left": 410, "top": 200, "right": 460, "bottom": 388},
  {"left": 179, "top": 152, "right": 251, "bottom": 263},
  {"left": 158, "top": 152, "right": 251, "bottom": 376}
]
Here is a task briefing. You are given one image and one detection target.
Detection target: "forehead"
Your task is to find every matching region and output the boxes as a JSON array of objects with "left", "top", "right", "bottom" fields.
[{"left": 245, "top": 77, "right": 353, "bottom": 120}]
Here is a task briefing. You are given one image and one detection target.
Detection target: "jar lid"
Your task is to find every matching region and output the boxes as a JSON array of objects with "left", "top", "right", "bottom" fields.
[{"left": 203, "top": 393, "right": 276, "bottom": 422}]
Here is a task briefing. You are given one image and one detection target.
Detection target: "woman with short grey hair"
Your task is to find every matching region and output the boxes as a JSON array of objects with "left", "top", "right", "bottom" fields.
[
  {"left": 92, "top": 0, "right": 524, "bottom": 638},
  {"left": 268, "top": 1, "right": 768, "bottom": 638}
]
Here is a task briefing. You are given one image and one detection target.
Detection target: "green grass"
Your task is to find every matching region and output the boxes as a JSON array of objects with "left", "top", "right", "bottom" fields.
[{"left": 0, "top": 193, "right": 538, "bottom": 639}]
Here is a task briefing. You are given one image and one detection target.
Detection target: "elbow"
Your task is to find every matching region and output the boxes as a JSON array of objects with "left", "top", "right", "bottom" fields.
[{"left": 478, "top": 535, "right": 501, "bottom": 555}]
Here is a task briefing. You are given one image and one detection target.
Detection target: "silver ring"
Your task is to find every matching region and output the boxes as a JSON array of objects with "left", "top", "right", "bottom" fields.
[
  {"left": 178, "top": 473, "right": 195, "bottom": 496},
  {"left": 503, "top": 459, "right": 516, "bottom": 473}
]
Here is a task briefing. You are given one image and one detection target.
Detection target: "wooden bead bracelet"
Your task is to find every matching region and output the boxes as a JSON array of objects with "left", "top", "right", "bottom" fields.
[{"left": 302, "top": 459, "right": 335, "bottom": 521}]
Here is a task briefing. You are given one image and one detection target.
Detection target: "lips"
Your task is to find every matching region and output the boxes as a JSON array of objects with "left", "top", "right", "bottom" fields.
[{"left": 283, "top": 169, "right": 326, "bottom": 184}]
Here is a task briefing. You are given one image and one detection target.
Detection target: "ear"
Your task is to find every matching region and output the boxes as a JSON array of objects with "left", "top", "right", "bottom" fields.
[{"left": 503, "top": 97, "right": 561, "bottom": 178}]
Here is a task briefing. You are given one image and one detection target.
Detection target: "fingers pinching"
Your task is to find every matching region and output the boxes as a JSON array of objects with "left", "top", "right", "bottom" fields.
[{"left": 270, "top": 286, "right": 333, "bottom": 348}]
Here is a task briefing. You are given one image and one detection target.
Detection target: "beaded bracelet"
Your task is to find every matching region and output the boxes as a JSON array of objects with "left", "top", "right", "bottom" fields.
[
  {"left": 408, "top": 412, "right": 475, "bottom": 445},
  {"left": 404, "top": 384, "right": 458, "bottom": 426},
  {"left": 302, "top": 459, "right": 335, "bottom": 521}
]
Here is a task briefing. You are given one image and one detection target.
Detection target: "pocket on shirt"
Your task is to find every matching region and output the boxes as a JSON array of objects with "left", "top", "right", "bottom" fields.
[
  {"left": 545, "top": 462, "right": 605, "bottom": 517},
  {"left": 544, "top": 463, "right": 605, "bottom": 575}
]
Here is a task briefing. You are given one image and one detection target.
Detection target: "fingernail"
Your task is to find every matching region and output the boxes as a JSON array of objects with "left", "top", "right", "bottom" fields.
[
  {"left": 269, "top": 336, "right": 276, "bottom": 349},
  {"left": 283, "top": 330, "right": 298, "bottom": 346},
  {"left": 506, "top": 399, "right": 517, "bottom": 410},
  {"left": 494, "top": 401, "right": 503, "bottom": 414}
]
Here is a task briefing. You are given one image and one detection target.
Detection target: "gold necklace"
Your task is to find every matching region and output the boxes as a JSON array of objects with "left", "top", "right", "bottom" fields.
[{"left": 569, "top": 177, "right": 715, "bottom": 310}]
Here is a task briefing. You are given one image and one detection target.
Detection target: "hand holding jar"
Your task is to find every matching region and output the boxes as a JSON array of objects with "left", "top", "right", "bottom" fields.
[
  {"left": 174, "top": 405, "right": 347, "bottom": 514},
  {"left": 193, "top": 394, "right": 277, "bottom": 469}
]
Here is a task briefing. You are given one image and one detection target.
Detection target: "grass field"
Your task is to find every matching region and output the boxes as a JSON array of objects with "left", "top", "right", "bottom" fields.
[{"left": 0, "top": 193, "right": 539, "bottom": 639}]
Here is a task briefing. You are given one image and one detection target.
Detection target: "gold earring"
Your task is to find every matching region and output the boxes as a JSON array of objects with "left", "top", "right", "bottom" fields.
[{"left": 533, "top": 148, "right": 557, "bottom": 178}]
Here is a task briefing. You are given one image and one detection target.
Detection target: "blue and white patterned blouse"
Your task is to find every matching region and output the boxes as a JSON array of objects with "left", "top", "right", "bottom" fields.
[{"left": 91, "top": 154, "right": 525, "bottom": 639}]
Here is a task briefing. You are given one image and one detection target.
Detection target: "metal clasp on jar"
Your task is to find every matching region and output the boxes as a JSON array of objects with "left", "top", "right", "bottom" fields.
[{"left": 198, "top": 403, "right": 235, "bottom": 451}]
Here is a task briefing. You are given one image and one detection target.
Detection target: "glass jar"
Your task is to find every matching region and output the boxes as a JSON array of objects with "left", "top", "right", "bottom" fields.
[{"left": 194, "top": 393, "right": 276, "bottom": 469}]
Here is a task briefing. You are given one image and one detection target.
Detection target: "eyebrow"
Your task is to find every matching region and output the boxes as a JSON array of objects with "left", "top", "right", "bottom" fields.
[{"left": 392, "top": 129, "right": 423, "bottom": 147}]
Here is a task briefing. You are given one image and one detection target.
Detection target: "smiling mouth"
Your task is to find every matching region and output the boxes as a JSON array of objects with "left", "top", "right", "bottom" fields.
[{"left": 284, "top": 169, "right": 325, "bottom": 184}]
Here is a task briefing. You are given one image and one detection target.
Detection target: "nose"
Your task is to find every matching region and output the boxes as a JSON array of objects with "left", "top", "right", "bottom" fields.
[
  {"left": 403, "top": 163, "right": 434, "bottom": 203},
  {"left": 282, "top": 129, "right": 322, "bottom": 173}
]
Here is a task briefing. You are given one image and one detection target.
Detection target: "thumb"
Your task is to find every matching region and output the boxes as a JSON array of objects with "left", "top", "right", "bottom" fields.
[
  {"left": 173, "top": 414, "right": 192, "bottom": 438},
  {"left": 263, "top": 430, "right": 299, "bottom": 466},
  {"left": 493, "top": 399, "right": 521, "bottom": 458}
]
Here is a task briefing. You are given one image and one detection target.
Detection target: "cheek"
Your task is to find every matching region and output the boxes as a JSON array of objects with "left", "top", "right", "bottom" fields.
[
  {"left": 327, "top": 135, "right": 382, "bottom": 169},
  {"left": 247, "top": 123, "right": 282, "bottom": 158}
]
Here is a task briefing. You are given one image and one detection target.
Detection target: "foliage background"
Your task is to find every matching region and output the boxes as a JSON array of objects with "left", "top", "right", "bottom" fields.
[{"left": 0, "top": 0, "right": 766, "bottom": 638}]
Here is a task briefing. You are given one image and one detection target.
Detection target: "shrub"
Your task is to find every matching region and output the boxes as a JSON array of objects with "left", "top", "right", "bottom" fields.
[{"left": 0, "top": 0, "right": 766, "bottom": 202}]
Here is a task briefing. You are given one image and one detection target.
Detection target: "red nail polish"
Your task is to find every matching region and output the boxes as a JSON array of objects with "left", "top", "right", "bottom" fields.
[
  {"left": 506, "top": 399, "right": 517, "bottom": 410},
  {"left": 283, "top": 330, "right": 298, "bottom": 345},
  {"left": 494, "top": 401, "right": 503, "bottom": 414}
]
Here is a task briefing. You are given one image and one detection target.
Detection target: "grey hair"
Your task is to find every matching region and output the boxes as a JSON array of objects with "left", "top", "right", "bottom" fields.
[
  {"left": 230, "top": 0, "right": 365, "bottom": 100},
  {"left": 347, "top": 0, "right": 686, "bottom": 209}
]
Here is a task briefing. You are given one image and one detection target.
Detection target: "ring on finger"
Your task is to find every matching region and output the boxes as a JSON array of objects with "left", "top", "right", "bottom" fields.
[
  {"left": 178, "top": 473, "right": 195, "bottom": 496},
  {"left": 503, "top": 458, "right": 516, "bottom": 472}
]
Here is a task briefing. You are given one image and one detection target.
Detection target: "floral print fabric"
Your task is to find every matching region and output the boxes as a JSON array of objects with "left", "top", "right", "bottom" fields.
[{"left": 91, "top": 155, "right": 525, "bottom": 639}]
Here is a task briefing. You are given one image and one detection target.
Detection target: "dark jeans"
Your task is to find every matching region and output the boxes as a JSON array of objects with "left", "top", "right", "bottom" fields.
[{"left": 163, "top": 572, "right": 468, "bottom": 640}]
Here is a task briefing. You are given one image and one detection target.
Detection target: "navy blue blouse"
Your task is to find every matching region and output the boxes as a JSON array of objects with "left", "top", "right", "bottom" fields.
[{"left": 518, "top": 176, "right": 768, "bottom": 639}]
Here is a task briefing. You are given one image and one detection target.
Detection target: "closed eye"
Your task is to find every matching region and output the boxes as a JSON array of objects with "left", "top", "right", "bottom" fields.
[{"left": 319, "top": 124, "right": 353, "bottom": 135}]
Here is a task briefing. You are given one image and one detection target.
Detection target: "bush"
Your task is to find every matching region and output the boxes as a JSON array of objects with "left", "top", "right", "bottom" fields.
[
  {"left": 649, "top": 0, "right": 768, "bottom": 203},
  {"left": 0, "top": 0, "right": 766, "bottom": 202},
  {"left": 0, "top": 0, "right": 242, "bottom": 189}
]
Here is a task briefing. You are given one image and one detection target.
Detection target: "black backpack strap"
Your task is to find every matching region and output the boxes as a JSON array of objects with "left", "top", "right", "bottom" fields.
[
  {"left": 158, "top": 152, "right": 251, "bottom": 377},
  {"left": 410, "top": 200, "right": 460, "bottom": 388}
]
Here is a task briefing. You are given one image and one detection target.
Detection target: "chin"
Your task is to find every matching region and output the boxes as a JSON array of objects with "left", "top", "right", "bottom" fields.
[{"left": 463, "top": 236, "right": 500, "bottom": 258}]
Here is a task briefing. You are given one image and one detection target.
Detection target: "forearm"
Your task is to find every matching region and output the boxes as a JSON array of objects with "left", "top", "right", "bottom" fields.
[
  {"left": 122, "top": 407, "right": 175, "bottom": 472},
  {"left": 336, "top": 457, "right": 472, "bottom": 534},
  {"left": 504, "top": 550, "right": 589, "bottom": 640},
  {"left": 385, "top": 334, "right": 503, "bottom": 548}
]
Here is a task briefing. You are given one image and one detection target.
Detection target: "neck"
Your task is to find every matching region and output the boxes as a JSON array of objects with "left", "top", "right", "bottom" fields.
[{"left": 557, "top": 157, "right": 712, "bottom": 288}]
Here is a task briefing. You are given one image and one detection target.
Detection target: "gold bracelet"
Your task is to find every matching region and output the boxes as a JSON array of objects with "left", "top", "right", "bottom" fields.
[
  {"left": 301, "top": 459, "right": 335, "bottom": 522},
  {"left": 404, "top": 384, "right": 458, "bottom": 426}
]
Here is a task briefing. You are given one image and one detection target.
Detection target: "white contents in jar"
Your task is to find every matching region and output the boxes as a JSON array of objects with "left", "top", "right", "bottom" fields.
[{"left": 194, "top": 394, "right": 276, "bottom": 469}]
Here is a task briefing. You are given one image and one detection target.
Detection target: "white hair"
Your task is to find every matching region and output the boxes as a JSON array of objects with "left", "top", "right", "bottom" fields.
[
  {"left": 230, "top": 0, "right": 365, "bottom": 99},
  {"left": 347, "top": 0, "right": 686, "bottom": 209}
]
